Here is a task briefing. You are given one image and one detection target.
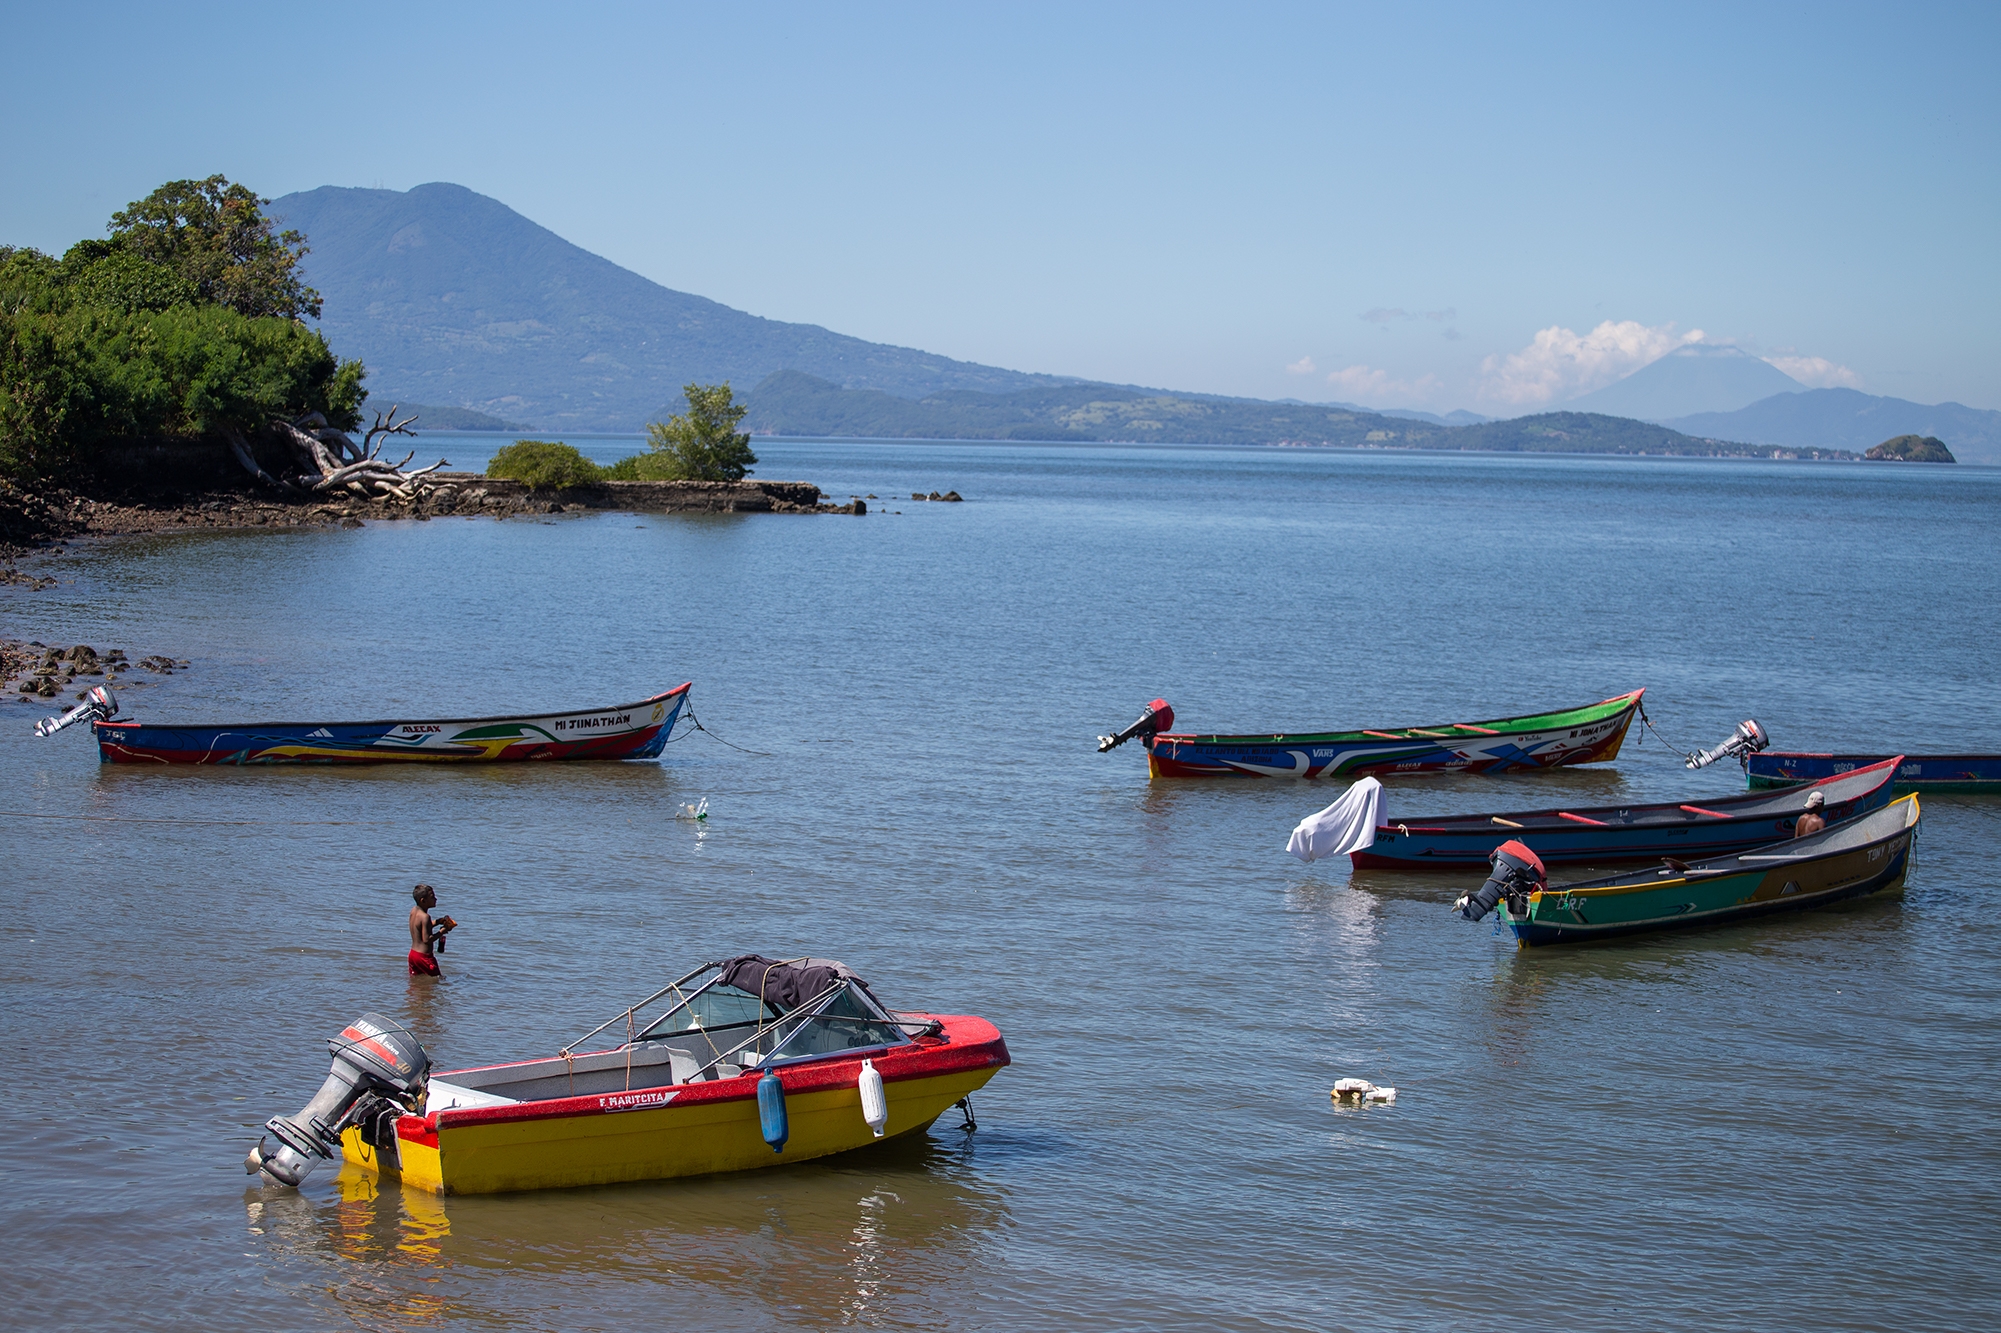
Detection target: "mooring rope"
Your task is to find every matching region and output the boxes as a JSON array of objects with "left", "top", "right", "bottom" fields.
[
  {"left": 678, "top": 700, "right": 772, "bottom": 757},
  {"left": 1635, "top": 699, "right": 1698, "bottom": 765}
]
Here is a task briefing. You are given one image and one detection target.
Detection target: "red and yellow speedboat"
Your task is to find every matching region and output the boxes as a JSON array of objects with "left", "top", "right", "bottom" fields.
[{"left": 247, "top": 956, "right": 1010, "bottom": 1196}]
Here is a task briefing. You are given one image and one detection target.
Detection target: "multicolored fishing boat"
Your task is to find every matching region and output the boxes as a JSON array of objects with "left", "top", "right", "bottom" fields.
[
  {"left": 33, "top": 683, "right": 689, "bottom": 764},
  {"left": 1347, "top": 756, "right": 1901, "bottom": 869},
  {"left": 1457, "top": 795, "right": 1920, "bottom": 947},
  {"left": 1748, "top": 752, "right": 2001, "bottom": 793},
  {"left": 1098, "top": 689, "right": 1645, "bottom": 779},
  {"left": 246, "top": 955, "right": 1010, "bottom": 1196}
]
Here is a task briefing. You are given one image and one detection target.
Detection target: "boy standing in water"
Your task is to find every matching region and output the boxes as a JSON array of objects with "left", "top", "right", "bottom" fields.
[{"left": 408, "top": 884, "right": 458, "bottom": 976}]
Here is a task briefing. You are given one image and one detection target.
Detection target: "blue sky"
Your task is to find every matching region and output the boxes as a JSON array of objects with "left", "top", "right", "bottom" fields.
[{"left": 6, "top": 2, "right": 1996, "bottom": 411}]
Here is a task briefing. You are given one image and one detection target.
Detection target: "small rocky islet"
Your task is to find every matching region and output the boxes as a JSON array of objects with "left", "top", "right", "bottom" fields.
[{"left": 2, "top": 641, "right": 189, "bottom": 702}]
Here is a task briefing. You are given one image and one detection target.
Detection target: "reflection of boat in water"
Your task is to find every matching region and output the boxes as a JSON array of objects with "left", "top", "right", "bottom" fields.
[
  {"left": 1099, "top": 690, "right": 1646, "bottom": 779},
  {"left": 247, "top": 955, "right": 1010, "bottom": 1195},
  {"left": 1457, "top": 796, "right": 1921, "bottom": 947},
  {"left": 35, "top": 683, "right": 690, "bottom": 764},
  {"left": 1349, "top": 757, "right": 1900, "bottom": 869}
]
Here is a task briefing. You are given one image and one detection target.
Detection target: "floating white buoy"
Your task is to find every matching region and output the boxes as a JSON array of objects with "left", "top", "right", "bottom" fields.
[
  {"left": 859, "top": 1058, "right": 887, "bottom": 1137},
  {"left": 1332, "top": 1077, "right": 1396, "bottom": 1106}
]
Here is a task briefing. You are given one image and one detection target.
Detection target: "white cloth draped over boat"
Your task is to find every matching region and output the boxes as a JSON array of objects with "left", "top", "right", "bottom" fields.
[{"left": 1287, "top": 777, "right": 1384, "bottom": 862}]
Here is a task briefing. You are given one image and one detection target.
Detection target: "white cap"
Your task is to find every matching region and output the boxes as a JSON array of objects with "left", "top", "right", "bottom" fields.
[{"left": 1805, "top": 790, "right": 1826, "bottom": 808}]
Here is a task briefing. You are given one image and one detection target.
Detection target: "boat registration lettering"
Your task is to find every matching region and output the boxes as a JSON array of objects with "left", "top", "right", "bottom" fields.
[
  {"left": 598, "top": 1089, "right": 677, "bottom": 1112},
  {"left": 399, "top": 725, "right": 442, "bottom": 734},
  {"left": 556, "top": 713, "right": 630, "bottom": 732}
]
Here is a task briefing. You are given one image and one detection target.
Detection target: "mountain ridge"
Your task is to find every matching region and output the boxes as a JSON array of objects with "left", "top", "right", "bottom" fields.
[
  {"left": 273, "top": 183, "right": 1071, "bottom": 431},
  {"left": 1564, "top": 343, "right": 1804, "bottom": 420},
  {"left": 1665, "top": 388, "right": 2001, "bottom": 466}
]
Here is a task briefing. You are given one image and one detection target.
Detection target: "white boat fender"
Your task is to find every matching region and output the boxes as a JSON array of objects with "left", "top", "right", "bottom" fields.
[{"left": 859, "top": 1058, "right": 887, "bottom": 1138}]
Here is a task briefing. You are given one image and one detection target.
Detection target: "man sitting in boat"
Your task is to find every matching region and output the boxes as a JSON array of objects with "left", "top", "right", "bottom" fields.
[
  {"left": 408, "top": 884, "right": 457, "bottom": 976},
  {"left": 1794, "top": 790, "right": 1827, "bottom": 838}
]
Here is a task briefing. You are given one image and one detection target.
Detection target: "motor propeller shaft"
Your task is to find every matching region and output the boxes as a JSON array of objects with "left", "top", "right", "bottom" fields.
[
  {"left": 1686, "top": 719, "right": 1769, "bottom": 770},
  {"left": 1097, "top": 698, "right": 1175, "bottom": 752},
  {"left": 34, "top": 685, "right": 118, "bottom": 738}
]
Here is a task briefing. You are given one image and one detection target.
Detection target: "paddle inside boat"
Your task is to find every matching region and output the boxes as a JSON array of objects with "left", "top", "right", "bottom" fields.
[
  {"left": 1100, "top": 690, "right": 1648, "bottom": 779},
  {"left": 1295, "top": 756, "right": 1903, "bottom": 869},
  {"left": 245, "top": 955, "right": 1010, "bottom": 1195},
  {"left": 1454, "top": 794, "right": 1921, "bottom": 947},
  {"left": 35, "top": 683, "right": 690, "bottom": 764}
]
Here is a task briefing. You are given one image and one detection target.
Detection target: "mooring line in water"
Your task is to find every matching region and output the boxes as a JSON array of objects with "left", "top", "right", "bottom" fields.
[
  {"left": 677, "top": 700, "right": 773, "bottom": 757},
  {"left": 0, "top": 810, "right": 391, "bottom": 825}
]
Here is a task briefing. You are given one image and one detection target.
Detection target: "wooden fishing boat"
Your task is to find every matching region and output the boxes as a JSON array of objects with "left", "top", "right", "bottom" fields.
[
  {"left": 1471, "top": 795, "right": 1920, "bottom": 948},
  {"left": 36, "top": 683, "right": 689, "bottom": 764},
  {"left": 1748, "top": 751, "right": 2001, "bottom": 793},
  {"left": 1100, "top": 689, "right": 1645, "bottom": 779},
  {"left": 1349, "top": 756, "right": 1901, "bottom": 869},
  {"left": 247, "top": 956, "right": 1010, "bottom": 1196}
]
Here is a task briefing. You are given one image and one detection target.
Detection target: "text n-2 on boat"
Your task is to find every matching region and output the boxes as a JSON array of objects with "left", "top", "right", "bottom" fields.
[
  {"left": 1748, "top": 751, "right": 2001, "bottom": 793},
  {"left": 1290, "top": 757, "right": 1901, "bottom": 869},
  {"left": 1097, "top": 689, "right": 1646, "bottom": 779},
  {"left": 1454, "top": 794, "right": 1921, "bottom": 947},
  {"left": 32, "top": 683, "right": 689, "bottom": 764},
  {"left": 244, "top": 955, "right": 1010, "bottom": 1195}
]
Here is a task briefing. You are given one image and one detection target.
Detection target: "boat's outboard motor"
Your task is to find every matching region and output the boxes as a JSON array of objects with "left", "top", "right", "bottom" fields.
[
  {"left": 1098, "top": 698, "right": 1174, "bottom": 752},
  {"left": 1685, "top": 718, "right": 1769, "bottom": 770},
  {"left": 1458, "top": 839, "right": 1547, "bottom": 922},
  {"left": 34, "top": 685, "right": 117, "bottom": 738},
  {"left": 245, "top": 1013, "right": 429, "bottom": 1188}
]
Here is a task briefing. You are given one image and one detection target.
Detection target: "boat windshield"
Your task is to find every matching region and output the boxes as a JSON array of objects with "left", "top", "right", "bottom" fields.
[
  {"left": 757, "top": 984, "right": 912, "bottom": 1063},
  {"left": 648, "top": 984, "right": 779, "bottom": 1033}
]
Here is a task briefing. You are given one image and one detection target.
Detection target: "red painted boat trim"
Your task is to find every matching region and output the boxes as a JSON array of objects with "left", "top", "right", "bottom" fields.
[
  {"left": 410, "top": 1013, "right": 1008, "bottom": 1135},
  {"left": 1556, "top": 811, "right": 1608, "bottom": 825}
]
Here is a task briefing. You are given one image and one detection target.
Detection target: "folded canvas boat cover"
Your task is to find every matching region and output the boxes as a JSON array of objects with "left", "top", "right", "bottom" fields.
[
  {"left": 1288, "top": 778, "right": 1385, "bottom": 862},
  {"left": 717, "top": 955, "right": 877, "bottom": 1011}
]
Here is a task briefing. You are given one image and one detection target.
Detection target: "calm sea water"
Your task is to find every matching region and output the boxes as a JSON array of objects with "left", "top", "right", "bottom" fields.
[{"left": 3, "top": 440, "right": 1999, "bottom": 1331}]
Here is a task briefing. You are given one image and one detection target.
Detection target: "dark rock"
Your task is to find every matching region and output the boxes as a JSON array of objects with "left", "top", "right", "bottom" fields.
[{"left": 942, "top": 491, "right": 963, "bottom": 502}]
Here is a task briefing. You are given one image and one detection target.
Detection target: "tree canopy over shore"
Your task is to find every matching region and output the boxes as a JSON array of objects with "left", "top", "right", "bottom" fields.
[{"left": 1, "top": 176, "right": 364, "bottom": 483}]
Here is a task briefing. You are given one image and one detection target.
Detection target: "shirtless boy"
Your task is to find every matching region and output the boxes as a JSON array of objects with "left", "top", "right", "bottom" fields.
[{"left": 409, "top": 884, "right": 458, "bottom": 976}]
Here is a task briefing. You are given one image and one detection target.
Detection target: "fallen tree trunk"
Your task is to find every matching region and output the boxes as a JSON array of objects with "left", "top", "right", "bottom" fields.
[{"left": 233, "top": 407, "right": 448, "bottom": 501}]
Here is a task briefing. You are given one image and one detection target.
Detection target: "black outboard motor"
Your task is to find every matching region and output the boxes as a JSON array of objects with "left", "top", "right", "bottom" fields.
[
  {"left": 1098, "top": 698, "right": 1175, "bottom": 752},
  {"left": 35, "top": 685, "right": 117, "bottom": 738},
  {"left": 245, "top": 1013, "right": 430, "bottom": 1188},
  {"left": 1686, "top": 718, "right": 1769, "bottom": 770},
  {"left": 1458, "top": 839, "right": 1547, "bottom": 922}
]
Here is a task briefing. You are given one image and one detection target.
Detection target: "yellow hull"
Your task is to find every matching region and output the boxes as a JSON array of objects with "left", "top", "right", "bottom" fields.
[{"left": 344, "top": 1063, "right": 998, "bottom": 1196}]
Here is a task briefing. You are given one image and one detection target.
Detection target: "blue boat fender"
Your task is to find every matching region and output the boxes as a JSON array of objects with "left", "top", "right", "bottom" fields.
[{"left": 757, "top": 1069, "right": 789, "bottom": 1153}]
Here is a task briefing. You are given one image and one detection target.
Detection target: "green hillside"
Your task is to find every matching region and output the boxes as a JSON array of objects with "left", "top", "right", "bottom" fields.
[{"left": 740, "top": 372, "right": 1857, "bottom": 457}]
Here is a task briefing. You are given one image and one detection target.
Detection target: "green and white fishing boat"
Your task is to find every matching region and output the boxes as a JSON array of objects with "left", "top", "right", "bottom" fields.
[{"left": 1458, "top": 795, "right": 1920, "bottom": 948}]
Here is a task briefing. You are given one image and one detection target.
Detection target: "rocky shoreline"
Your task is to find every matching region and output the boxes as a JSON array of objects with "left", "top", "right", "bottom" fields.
[
  {"left": 2, "top": 639, "right": 188, "bottom": 704},
  {"left": 1, "top": 472, "right": 865, "bottom": 561}
]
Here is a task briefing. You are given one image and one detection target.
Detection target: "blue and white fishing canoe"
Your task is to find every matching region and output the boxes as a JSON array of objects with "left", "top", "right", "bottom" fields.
[
  {"left": 1748, "top": 752, "right": 2001, "bottom": 793},
  {"left": 1349, "top": 756, "right": 1901, "bottom": 869}
]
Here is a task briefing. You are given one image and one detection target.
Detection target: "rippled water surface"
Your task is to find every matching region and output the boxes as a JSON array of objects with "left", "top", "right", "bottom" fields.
[{"left": 4, "top": 440, "right": 1999, "bottom": 1330}]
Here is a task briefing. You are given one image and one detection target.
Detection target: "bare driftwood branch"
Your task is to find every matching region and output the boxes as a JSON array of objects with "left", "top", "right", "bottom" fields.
[
  {"left": 265, "top": 411, "right": 445, "bottom": 501},
  {"left": 223, "top": 425, "right": 298, "bottom": 492}
]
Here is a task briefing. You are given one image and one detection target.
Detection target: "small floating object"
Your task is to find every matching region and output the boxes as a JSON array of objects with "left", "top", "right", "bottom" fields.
[
  {"left": 677, "top": 797, "right": 709, "bottom": 822},
  {"left": 859, "top": 1057, "right": 887, "bottom": 1137},
  {"left": 757, "top": 1069, "right": 789, "bottom": 1153},
  {"left": 1332, "top": 1077, "right": 1396, "bottom": 1105}
]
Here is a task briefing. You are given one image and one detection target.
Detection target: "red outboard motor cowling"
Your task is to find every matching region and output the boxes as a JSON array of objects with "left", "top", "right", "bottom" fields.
[
  {"left": 245, "top": 1013, "right": 430, "bottom": 1187},
  {"left": 1459, "top": 839, "right": 1547, "bottom": 922},
  {"left": 1098, "top": 699, "right": 1174, "bottom": 752}
]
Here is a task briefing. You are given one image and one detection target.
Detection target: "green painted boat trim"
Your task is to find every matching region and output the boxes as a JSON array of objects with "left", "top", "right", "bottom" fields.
[{"left": 1179, "top": 688, "right": 1644, "bottom": 746}]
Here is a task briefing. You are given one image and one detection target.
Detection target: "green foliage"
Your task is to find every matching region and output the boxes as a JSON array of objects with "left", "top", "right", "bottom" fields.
[
  {"left": 1866, "top": 434, "right": 1955, "bottom": 463},
  {"left": 0, "top": 223, "right": 364, "bottom": 481},
  {"left": 108, "top": 175, "right": 321, "bottom": 320},
  {"left": 643, "top": 383, "right": 757, "bottom": 481},
  {"left": 485, "top": 440, "right": 605, "bottom": 488}
]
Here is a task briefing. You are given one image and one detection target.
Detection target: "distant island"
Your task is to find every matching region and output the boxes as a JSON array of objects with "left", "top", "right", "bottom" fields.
[
  {"left": 1865, "top": 434, "right": 1955, "bottom": 463},
  {"left": 737, "top": 371, "right": 1862, "bottom": 459}
]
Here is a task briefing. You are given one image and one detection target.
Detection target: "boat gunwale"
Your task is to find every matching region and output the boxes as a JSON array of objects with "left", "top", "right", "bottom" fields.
[
  {"left": 1376, "top": 756, "right": 1900, "bottom": 837},
  {"left": 414, "top": 1013, "right": 1006, "bottom": 1136},
  {"left": 1149, "top": 688, "right": 1643, "bottom": 748},
  {"left": 1537, "top": 794, "right": 1921, "bottom": 902},
  {"left": 92, "top": 682, "right": 692, "bottom": 734}
]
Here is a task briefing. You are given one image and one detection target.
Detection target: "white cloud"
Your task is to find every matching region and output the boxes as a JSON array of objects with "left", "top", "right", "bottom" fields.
[
  {"left": 1477, "top": 320, "right": 1704, "bottom": 406},
  {"left": 1286, "top": 355, "right": 1318, "bottom": 376},
  {"left": 1765, "top": 355, "right": 1861, "bottom": 389},
  {"left": 1325, "top": 364, "right": 1443, "bottom": 406}
]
